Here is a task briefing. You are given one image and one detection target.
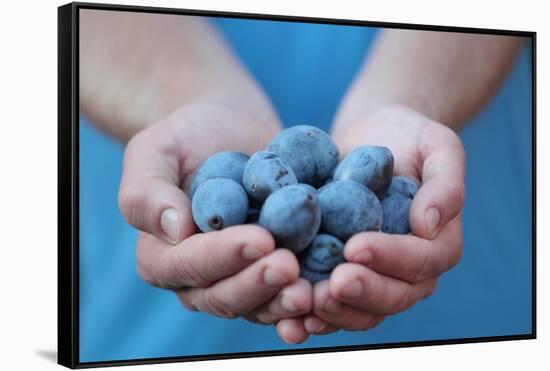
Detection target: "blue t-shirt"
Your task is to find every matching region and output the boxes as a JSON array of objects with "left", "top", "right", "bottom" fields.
[{"left": 78, "top": 17, "right": 532, "bottom": 362}]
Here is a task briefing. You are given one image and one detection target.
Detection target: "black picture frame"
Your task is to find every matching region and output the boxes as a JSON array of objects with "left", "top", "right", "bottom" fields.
[{"left": 58, "top": 2, "right": 537, "bottom": 369}]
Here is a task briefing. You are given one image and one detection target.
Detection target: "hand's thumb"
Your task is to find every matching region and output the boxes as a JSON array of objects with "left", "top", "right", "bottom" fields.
[
  {"left": 409, "top": 127, "right": 465, "bottom": 239},
  {"left": 118, "top": 130, "right": 195, "bottom": 244}
]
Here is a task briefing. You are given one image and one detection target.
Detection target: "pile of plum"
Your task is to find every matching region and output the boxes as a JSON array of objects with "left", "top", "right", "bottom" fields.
[{"left": 190, "top": 125, "right": 419, "bottom": 284}]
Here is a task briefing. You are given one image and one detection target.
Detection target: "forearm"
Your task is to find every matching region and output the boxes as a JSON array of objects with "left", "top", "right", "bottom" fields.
[
  {"left": 79, "top": 10, "right": 280, "bottom": 142},
  {"left": 333, "top": 29, "right": 524, "bottom": 135}
]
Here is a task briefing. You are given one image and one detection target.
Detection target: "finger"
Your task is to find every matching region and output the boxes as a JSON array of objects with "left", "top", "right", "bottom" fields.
[
  {"left": 136, "top": 225, "right": 275, "bottom": 289},
  {"left": 410, "top": 123, "right": 465, "bottom": 239},
  {"left": 344, "top": 216, "right": 463, "bottom": 283},
  {"left": 176, "top": 249, "right": 299, "bottom": 318},
  {"left": 276, "top": 318, "right": 309, "bottom": 344},
  {"left": 251, "top": 279, "right": 312, "bottom": 324},
  {"left": 313, "top": 281, "right": 385, "bottom": 331},
  {"left": 119, "top": 125, "right": 194, "bottom": 244},
  {"left": 303, "top": 314, "right": 339, "bottom": 335},
  {"left": 329, "top": 263, "right": 437, "bottom": 315},
  {"left": 369, "top": 316, "right": 386, "bottom": 329}
]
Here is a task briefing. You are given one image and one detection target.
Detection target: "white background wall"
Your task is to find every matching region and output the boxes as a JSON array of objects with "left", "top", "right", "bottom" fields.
[{"left": 0, "top": 0, "right": 546, "bottom": 369}]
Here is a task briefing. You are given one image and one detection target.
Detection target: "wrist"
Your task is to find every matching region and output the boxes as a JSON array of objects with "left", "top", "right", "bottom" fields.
[
  {"left": 83, "top": 78, "right": 282, "bottom": 144},
  {"left": 331, "top": 67, "right": 450, "bottom": 139},
  {"left": 81, "top": 49, "right": 281, "bottom": 142},
  {"left": 332, "top": 103, "right": 415, "bottom": 143},
  {"left": 166, "top": 100, "right": 282, "bottom": 140}
]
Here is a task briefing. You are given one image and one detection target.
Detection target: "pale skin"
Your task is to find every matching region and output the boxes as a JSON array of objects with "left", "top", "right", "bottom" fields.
[{"left": 80, "top": 10, "right": 524, "bottom": 343}]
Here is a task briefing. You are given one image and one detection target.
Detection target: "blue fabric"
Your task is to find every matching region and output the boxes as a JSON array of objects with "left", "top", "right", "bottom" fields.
[{"left": 78, "top": 17, "right": 532, "bottom": 362}]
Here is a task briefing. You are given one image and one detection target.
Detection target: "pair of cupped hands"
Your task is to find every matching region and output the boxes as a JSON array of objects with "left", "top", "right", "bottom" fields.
[{"left": 118, "top": 102, "right": 465, "bottom": 344}]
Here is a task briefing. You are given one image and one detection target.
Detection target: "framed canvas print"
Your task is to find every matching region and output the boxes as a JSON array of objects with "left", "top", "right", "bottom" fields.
[{"left": 58, "top": 2, "right": 536, "bottom": 368}]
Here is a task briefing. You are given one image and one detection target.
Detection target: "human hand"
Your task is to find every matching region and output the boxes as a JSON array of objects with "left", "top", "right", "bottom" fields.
[
  {"left": 276, "top": 104, "right": 465, "bottom": 341},
  {"left": 118, "top": 103, "right": 312, "bottom": 325}
]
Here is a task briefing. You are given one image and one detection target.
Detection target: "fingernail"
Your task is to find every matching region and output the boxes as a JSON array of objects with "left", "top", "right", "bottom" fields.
[
  {"left": 425, "top": 207, "right": 440, "bottom": 239},
  {"left": 353, "top": 250, "right": 372, "bottom": 265},
  {"left": 242, "top": 245, "right": 264, "bottom": 260},
  {"left": 339, "top": 280, "right": 362, "bottom": 299},
  {"left": 160, "top": 208, "right": 179, "bottom": 243},
  {"left": 283, "top": 335, "right": 300, "bottom": 344},
  {"left": 305, "top": 318, "right": 327, "bottom": 333},
  {"left": 281, "top": 295, "right": 298, "bottom": 312},
  {"left": 323, "top": 298, "right": 342, "bottom": 313},
  {"left": 264, "top": 267, "right": 289, "bottom": 287}
]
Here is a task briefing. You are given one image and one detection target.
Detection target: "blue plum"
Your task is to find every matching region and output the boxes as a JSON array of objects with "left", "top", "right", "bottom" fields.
[
  {"left": 190, "top": 151, "right": 249, "bottom": 197},
  {"left": 192, "top": 178, "right": 249, "bottom": 232},
  {"left": 299, "top": 268, "right": 330, "bottom": 285},
  {"left": 297, "top": 183, "right": 318, "bottom": 194},
  {"left": 387, "top": 176, "right": 419, "bottom": 198},
  {"left": 245, "top": 207, "right": 260, "bottom": 224},
  {"left": 266, "top": 125, "right": 339, "bottom": 187},
  {"left": 333, "top": 145, "right": 394, "bottom": 197},
  {"left": 243, "top": 151, "right": 298, "bottom": 205},
  {"left": 318, "top": 180, "right": 383, "bottom": 241},
  {"left": 300, "top": 234, "right": 345, "bottom": 273},
  {"left": 259, "top": 184, "right": 321, "bottom": 253},
  {"left": 381, "top": 176, "right": 419, "bottom": 234}
]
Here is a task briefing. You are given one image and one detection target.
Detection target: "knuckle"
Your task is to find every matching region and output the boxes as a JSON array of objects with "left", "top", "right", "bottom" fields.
[
  {"left": 394, "top": 284, "right": 413, "bottom": 314},
  {"left": 201, "top": 290, "right": 239, "bottom": 319},
  {"left": 118, "top": 182, "right": 148, "bottom": 230},
  {"left": 136, "top": 253, "right": 177, "bottom": 290},
  {"left": 447, "top": 183, "right": 466, "bottom": 211},
  {"left": 410, "top": 245, "right": 431, "bottom": 283},
  {"left": 173, "top": 250, "right": 211, "bottom": 288},
  {"left": 359, "top": 275, "right": 382, "bottom": 309}
]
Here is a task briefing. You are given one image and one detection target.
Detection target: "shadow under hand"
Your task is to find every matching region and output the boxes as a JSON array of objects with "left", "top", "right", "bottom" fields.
[{"left": 36, "top": 349, "right": 57, "bottom": 363}]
